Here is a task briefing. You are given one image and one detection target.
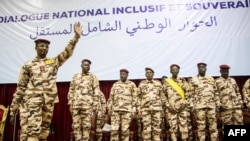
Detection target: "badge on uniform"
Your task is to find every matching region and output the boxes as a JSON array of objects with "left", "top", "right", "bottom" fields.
[
  {"left": 45, "top": 59, "right": 55, "bottom": 65},
  {"left": 40, "top": 66, "right": 45, "bottom": 72}
]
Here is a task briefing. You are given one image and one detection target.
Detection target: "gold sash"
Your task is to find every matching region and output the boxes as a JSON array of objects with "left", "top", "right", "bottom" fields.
[{"left": 166, "top": 78, "right": 185, "bottom": 100}]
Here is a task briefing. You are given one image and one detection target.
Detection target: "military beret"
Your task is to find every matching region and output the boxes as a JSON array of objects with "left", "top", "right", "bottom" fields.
[
  {"left": 120, "top": 69, "right": 129, "bottom": 73},
  {"left": 161, "top": 76, "right": 167, "bottom": 79},
  {"left": 34, "top": 39, "right": 50, "bottom": 44},
  {"left": 82, "top": 59, "right": 91, "bottom": 64},
  {"left": 197, "top": 62, "right": 207, "bottom": 67},
  {"left": 145, "top": 67, "right": 154, "bottom": 73},
  {"left": 170, "top": 64, "right": 180, "bottom": 69},
  {"left": 220, "top": 64, "right": 230, "bottom": 69}
]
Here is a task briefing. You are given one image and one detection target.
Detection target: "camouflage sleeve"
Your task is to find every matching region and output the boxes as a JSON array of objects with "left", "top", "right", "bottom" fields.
[
  {"left": 182, "top": 80, "right": 193, "bottom": 108},
  {"left": 137, "top": 83, "right": 142, "bottom": 113},
  {"left": 160, "top": 84, "right": 167, "bottom": 109},
  {"left": 131, "top": 82, "right": 137, "bottom": 113},
  {"left": 233, "top": 79, "right": 243, "bottom": 106},
  {"left": 92, "top": 75, "right": 101, "bottom": 109},
  {"left": 181, "top": 79, "right": 190, "bottom": 92},
  {"left": 107, "top": 85, "right": 114, "bottom": 112},
  {"left": 67, "top": 75, "right": 76, "bottom": 105},
  {"left": 56, "top": 34, "right": 80, "bottom": 67},
  {"left": 213, "top": 79, "right": 221, "bottom": 108},
  {"left": 242, "top": 79, "right": 250, "bottom": 108},
  {"left": 162, "top": 83, "right": 170, "bottom": 108},
  {"left": 187, "top": 78, "right": 195, "bottom": 108},
  {"left": 100, "top": 91, "right": 107, "bottom": 110},
  {"left": 10, "top": 65, "right": 29, "bottom": 116}
]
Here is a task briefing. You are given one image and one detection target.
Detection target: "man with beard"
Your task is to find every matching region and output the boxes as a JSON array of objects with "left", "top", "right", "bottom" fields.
[
  {"left": 10, "top": 22, "right": 82, "bottom": 141},
  {"left": 188, "top": 63, "right": 220, "bottom": 141}
]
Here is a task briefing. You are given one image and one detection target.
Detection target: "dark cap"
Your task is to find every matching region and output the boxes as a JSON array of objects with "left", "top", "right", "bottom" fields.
[
  {"left": 161, "top": 76, "right": 167, "bottom": 79},
  {"left": 81, "top": 59, "right": 91, "bottom": 64},
  {"left": 220, "top": 64, "right": 230, "bottom": 69},
  {"left": 120, "top": 69, "right": 129, "bottom": 73},
  {"left": 145, "top": 67, "right": 154, "bottom": 73},
  {"left": 170, "top": 64, "right": 180, "bottom": 69},
  {"left": 197, "top": 62, "right": 207, "bottom": 67},
  {"left": 34, "top": 39, "right": 50, "bottom": 44}
]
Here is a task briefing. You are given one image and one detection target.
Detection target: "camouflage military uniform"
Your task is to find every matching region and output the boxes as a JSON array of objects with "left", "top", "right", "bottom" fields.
[
  {"left": 107, "top": 80, "right": 137, "bottom": 141},
  {"left": 162, "top": 77, "right": 190, "bottom": 141},
  {"left": 189, "top": 75, "right": 220, "bottom": 141},
  {"left": 68, "top": 72, "right": 100, "bottom": 141},
  {"left": 137, "top": 79, "right": 165, "bottom": 141},
  {"left": 96, "top": 91, "right": 107, "bottom": 141},
  {"left": 243, "top": 78, "right": 250, "bottom": 109},
  {"left": 215, "top": 76, "right": 243, "bottom": 127},
  {"left": 18, "top": 104, "right": 28, "bottom": 141},
  {"left": 10, "top": 35, "right": 80, "bottom": 141}
]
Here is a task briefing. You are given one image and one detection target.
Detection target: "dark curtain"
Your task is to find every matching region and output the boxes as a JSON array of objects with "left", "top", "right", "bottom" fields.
[{"left": 0, "top": 76, "right": 249, "bottom": 141}]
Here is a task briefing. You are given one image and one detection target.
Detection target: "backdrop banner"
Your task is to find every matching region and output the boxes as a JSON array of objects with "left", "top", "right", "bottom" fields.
[{"left": 0, "top": 0, "right": 250, "bottom": 83}]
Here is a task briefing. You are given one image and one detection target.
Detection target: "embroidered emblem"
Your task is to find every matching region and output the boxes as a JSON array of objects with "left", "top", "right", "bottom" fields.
[
  {"left": 45, "top": 59, "right": 55, "bottom": 65},
  {"left": 40, "top": 66, "right": 45, "bottom": 72}
]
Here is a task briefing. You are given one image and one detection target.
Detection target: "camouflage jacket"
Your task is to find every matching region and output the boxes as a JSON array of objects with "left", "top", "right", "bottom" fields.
[
  {"left": 67, "top": 72, "right": 100, "bottom": 110},
  {"left": 162, "top": 77, "right": 191, "bottom": 112},
  {"left": 10, "top": 35, "right": 79, "bottom": 116},
  {"left": 137, "top": 79, "right": 165, "bottom": 112},
  {"left": 107, "top": 80, "right": 137, "bottom": 113},
  {"left": 189, "top": 75, "right": 220, "bottom": 109},
  {"left": 215, "top": 76, "right": 243, "bottom": 109}
]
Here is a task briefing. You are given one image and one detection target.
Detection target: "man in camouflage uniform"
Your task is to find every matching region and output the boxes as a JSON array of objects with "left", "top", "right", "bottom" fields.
[
  {"left": 243, "top": 77, "right": 250, "bottom": 110},
  {"left": 68, "top": 59, "right": 101, "bottom": 141},
  {"left": 137, "top": 67, "right": 166, "bottom": 141},
  {"left": 189, "top": 63, "right": 220, "bottom": 141},
  {"left": 162, "top": 64, "right": 190, "bottom": 141},
  {"left": 107, "top": 69, "right": 137, "bottom": 141},
  {"left": 215, "top": 64, "right": 244, "bottom": 129},
  {"left": 9, "top": 22, "right": 82, "bottom": 141},
  {"left": 95, "top": 90, "right": 107, "bottom": 141}
]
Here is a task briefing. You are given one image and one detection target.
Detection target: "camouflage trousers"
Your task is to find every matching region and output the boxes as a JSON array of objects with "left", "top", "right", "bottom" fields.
[
  {"left": 19, "top": 104, "right": 28, "bottom": 141},
  {"left": 110, "top": 111, "right": 132, "bottom": 141},
  {"left": 19, "top": 103, "right": 54, "bottom": 141},
  {"left": 220, "top": 108, "right": 243, "bottom": 133},
  {"left": 96, "top": 113, "right": 105, "bottom": 141},
  {"left": 186, "top": 110, "right": 194, "bottom": 140},
  {"left": 195, "top": 108, "right": 218, "bottom": 141},
  {"left": 167, "top": 109, "right": 189, "bottom": 141},
  {"left": 71, "top": 108, "right": 92, "bottom": 141},
  {"left": 141, "top": 110, "right": 161, "bottom": 141}
]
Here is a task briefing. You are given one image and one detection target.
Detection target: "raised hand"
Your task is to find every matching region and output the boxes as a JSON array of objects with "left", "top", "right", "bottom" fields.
[{"left": 74, "top": 21, "right": 82, "bottom": 37}]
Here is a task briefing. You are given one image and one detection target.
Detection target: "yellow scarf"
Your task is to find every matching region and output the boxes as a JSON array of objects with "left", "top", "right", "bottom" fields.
[{"left": 166, "top": 78, "right": 185, "bottom": 100}]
